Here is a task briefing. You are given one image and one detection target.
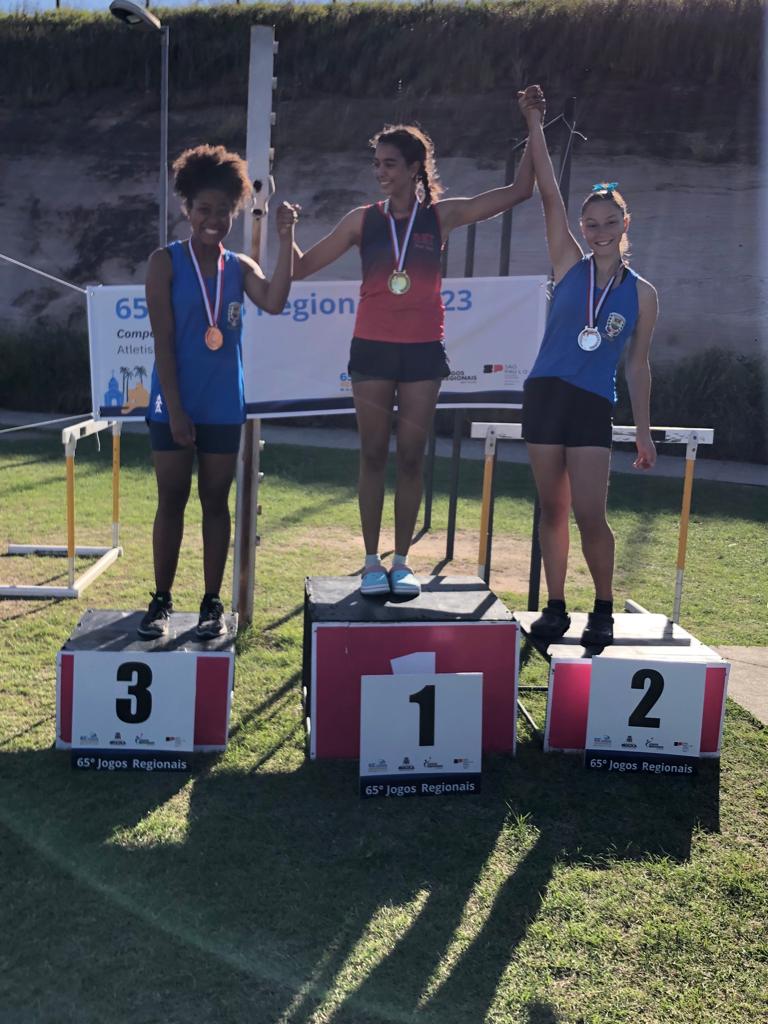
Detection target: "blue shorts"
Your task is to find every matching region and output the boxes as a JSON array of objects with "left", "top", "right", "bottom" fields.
[{"left": 147, "top": 420, "right": 242, "bottom": 454}]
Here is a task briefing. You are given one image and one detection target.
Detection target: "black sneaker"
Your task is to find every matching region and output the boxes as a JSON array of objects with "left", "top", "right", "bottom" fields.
[
  {"left": 196, "top": 594, "right": 226, "bottom": 641},
  {"left": 137, "top": 591, "right": 173, "bottom": 640},
  {"left": 529, "top": 604, "right": 571, "bottom": 640},
  {"left": 580, "top": 612, "right": 614, "bottom": 648}
]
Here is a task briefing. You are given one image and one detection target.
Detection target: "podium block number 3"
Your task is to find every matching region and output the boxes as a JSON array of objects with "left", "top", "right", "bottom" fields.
[
  {"left": 116, "top": 662, "right": 153, "bottom": 725},
  {"left": 409, "top": 684, "right": 435, "bottom": 746}
]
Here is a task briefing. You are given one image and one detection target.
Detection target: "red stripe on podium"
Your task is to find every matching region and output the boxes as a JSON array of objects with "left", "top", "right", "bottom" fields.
[
  {"left": 59, "top": 654, "right": 74, "bottom": 743},
  {"left": 194, "top": 657, "right": 230, "bottom": 746}
]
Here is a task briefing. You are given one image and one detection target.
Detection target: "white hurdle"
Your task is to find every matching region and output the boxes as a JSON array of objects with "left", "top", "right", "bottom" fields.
[
  {"left": 469, "top": 422, "right": 714, "bottom": 623},
  {"left": 1, "top": 418, "right": 123, "bottom": 599}
]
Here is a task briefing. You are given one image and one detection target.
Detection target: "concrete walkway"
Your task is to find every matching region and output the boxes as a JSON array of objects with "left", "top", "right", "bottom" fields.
[
  {"left": 1, "top": 410, "right": 767, "bottom": 486},
  {"left": 715, "top": 647, "right": 768, "bottom": 727}
]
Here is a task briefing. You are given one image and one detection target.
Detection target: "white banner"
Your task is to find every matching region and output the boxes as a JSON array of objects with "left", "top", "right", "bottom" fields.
[{"left": 87, "top": 276, "right": 547, "bottom": 420}]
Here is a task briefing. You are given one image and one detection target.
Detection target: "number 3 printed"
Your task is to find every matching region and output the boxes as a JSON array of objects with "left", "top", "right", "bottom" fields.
[{"left": 116, "top": 661, "right": 153, "bottom": 724}]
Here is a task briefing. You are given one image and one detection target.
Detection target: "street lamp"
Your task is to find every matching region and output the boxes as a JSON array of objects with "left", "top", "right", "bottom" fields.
[{"left": 109, "top": 0, "right": 169, "bottom": 247}]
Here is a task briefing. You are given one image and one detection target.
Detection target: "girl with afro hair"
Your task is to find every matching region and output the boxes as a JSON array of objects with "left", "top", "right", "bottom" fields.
[{"left": 140, "top": 144, "right": 298, "bottom": 641}]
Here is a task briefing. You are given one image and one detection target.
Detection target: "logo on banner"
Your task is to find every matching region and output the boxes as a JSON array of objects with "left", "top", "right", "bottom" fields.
[{"left": 154, "top": 395, "right": 163, "bottom": 415}]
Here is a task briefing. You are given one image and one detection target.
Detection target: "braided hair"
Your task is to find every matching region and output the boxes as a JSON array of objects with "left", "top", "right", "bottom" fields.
[{"left": 370, "top": 124, "right": 443, "bottom": 206}]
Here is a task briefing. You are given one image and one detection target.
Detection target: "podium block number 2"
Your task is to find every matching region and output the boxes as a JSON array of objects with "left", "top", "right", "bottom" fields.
[{"left": 586, "top": 658, "right": 707, "bottom": 760}]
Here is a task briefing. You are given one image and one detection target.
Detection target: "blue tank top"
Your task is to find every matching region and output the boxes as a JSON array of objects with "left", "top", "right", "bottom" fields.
[
  {"left": 527, "top": 256, "right": 640, "bottom": 403},
  {"left": 148, "top": 240, "right": 246, "bottom": 424}
]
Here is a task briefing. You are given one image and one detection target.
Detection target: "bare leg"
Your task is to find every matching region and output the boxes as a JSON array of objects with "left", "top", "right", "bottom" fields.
[
  {"left": 197, "top": 450, "right": 239, "bottom": 596},
  {"left": 352, "top": 379, "right": 396, "bottom": 555},
  {"left": 151, "top": 448, "right": 194, "bottom": 592},
  {"left": 393, "top": 379, "right": 441, "bottom": 556},
  {"left": 566, "top": 446, "right": 614, "bottom": 601},
  {"left": 526, "top": 443, "right": 571, "bottom": 601}
]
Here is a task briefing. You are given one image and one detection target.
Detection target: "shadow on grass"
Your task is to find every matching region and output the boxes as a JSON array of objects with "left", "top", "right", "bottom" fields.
[{"left": 0, "top": 728, "right": 720, "bottom": 1024}]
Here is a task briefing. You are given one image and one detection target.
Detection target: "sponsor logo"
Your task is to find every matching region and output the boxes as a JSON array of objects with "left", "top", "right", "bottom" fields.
[
  {"left": 154, "top": 394, "right": 163, "bottom": 415},
  {"left": 453, "top": 757, "right": 475, "bottom": 769},
  {"left": 134, "top": 733, "right": 155, "bottom": 747},
  {"left": 398, "top": 756, "right": 415, "bottom": 771},
  {"left": 483, "top": 364, "right": 504, "bottom": 374},
  {"left": 109, "top": 731, "right": 127, "bottom": 747},
  {"left": 164, "top": 735, "right": 186, "bottom": 748},
  {"left": 673, "top": 740, "right": 692, "bottom": 752},
  {"left": 227, "top": 301, "right": 242, "bottom": 328},
  {"left": 423, "top": 758, "right": 444, "bottom": 769},
  {"left": 621, "top": 734, "right": 637, "bottom": 750},
  {"left": 79, "top": 732, "right": 99, "bottom": 744},
  {"left": 338, "top": 371, "right": 352, "bottom": 392},
  {"left": 604, "top": 311, "right": 626, "bottom": 339},
  {"left": 592, "top": 735, "right": 612, "bottom": 747},
  {"left": 367, "top": 758, "right": 388, "bottom": 773},
  {"left": 645, "top": 739, "right": 665, "bottom": 750},
  {"left": 446, "top": 369, "right": 478, "bottom": 383}
]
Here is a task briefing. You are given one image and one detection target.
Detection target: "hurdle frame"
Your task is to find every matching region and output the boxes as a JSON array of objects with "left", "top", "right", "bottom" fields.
[
  {"left": 469, "top": 422, "right": 714, "bottom": 623},
  {"left": 1, "top": 418, "right": 123, "bottom": 599}
]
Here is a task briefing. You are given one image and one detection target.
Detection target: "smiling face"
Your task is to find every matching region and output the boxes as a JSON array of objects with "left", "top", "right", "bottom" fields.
[
  {"left": 580, "top": 196, "right": 629, "bottom": 259},
  {"left": 372, "top": 142, "right": 419, "bottom": 199},
  {"left": 185, "top": 188, "right": 236, "bottom": 249}
]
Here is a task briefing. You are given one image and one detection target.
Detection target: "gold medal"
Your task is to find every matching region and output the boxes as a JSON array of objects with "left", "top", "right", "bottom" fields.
[
  {"left": 205, "top": 326, "right": 224, "bottom": 350},
  {"left": 388, "top": 270, "right": 411, "bottom": 295}
]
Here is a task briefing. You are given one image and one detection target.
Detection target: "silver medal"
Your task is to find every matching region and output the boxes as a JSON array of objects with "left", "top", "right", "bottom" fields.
[{"left": 578, "top": 327, "right": 602, "bottom": 352}]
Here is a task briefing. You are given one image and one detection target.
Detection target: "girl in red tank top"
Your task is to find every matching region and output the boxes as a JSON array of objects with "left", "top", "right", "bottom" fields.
[{"left": 293, "top": 92, "right": 543, "bottom": 596}]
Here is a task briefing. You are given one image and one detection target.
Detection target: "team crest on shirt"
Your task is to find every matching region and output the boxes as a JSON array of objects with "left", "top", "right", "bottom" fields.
[
  {"left": 604, "top": 312, "right": 626, "bottom": 339},
  {"left": 227, "top": 302, "right": 243, "bottom": 328}
]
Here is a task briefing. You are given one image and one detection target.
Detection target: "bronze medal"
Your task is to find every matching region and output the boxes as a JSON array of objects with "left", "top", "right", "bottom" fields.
[{"left": 205, "top": 326, "right": 224, "bottom": 350}]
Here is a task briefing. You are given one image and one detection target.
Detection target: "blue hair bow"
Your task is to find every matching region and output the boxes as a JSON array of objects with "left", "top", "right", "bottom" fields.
[{"left": 592, "top": 182, "right": 619, "bottom": 192}]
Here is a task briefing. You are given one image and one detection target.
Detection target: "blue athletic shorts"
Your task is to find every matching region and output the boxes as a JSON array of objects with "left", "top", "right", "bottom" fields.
[{"left": 147, "top": 420, "right": 242, "bottom": 454}]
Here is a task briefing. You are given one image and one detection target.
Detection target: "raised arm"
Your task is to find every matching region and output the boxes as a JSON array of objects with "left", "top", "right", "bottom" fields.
[
  {"left": 624, "top": 278, "right": 659, "bottom": 470},
  {"left": 520, "top": 87, "right": 583, "bottom": 283},
  {"left": 435, "top": 139, "right": 535, "bottom": 235},
  {"left": 292, "top": 207, "right": 366, "bottom": 280},
  {"left": 145, "top": 248, "right": 194, "bottom": 447},
  {"left": 435, "top": 88, "right": 541, "bottom": 236},
  {"left": 238, "top": 201, "right": 297, "bottom": 314}
]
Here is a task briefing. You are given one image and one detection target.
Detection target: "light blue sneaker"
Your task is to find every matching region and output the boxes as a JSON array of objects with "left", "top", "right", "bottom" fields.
[
  {"left": 389, "top": 566, "right": 421, "bottom": 597},
  {"left": 360, "top": 565, "right": 390, "bottom": 596}
]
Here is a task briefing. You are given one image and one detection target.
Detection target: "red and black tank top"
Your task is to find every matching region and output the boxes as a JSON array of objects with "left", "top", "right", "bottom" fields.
[{"left": 353, "top": 201, "right": 444, "bottom": 343}]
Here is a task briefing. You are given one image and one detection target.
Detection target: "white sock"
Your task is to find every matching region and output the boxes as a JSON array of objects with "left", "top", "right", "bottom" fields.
[
  {"left": 364, "top": 553, "right": 383, "bottom": 568},
  {"left": 392, "top": 553, "right": 408, "bottom": 567}
]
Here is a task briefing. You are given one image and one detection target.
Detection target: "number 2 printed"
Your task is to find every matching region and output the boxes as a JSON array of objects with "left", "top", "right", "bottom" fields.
[{"left": 628, "top": 669, "right": 664, "bottom": 729}]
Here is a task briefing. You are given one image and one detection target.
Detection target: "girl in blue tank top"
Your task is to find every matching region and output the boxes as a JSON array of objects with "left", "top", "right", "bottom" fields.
[
  {"left": 519, "top": 88, "right": 659, "bottom": 648},
  {"left": 141, "top": 144, "right": 299, "bottom": 642}
]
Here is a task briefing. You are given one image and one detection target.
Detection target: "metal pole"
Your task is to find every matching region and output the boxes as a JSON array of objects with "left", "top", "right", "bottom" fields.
[
  {"left": 159, "top": 26, "right": 169, "bottom": 248},
  {"left": 498, "top": 141, "right": 518, "bottom": 276},
  {"left": 422, "top": 427, "right": 436, "bottom": 533},
  {"left": 673, "top": 436, "right": 699, "bottom": 623},
  {"left": 464, "top": 222, "right": 476, "bottom": 278},
  {"left": 446, "top": 411, "right": 462, "bottom": 561}
]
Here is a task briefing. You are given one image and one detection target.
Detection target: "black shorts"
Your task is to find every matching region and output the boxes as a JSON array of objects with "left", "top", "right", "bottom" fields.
[
  {"left": 522, "top": 377, "right": 613, "bottom": 448},
  {"left": 348, "top": 337, "right": 450, "bottom": 383},
  {"left": 147, "top": 420, "right": 242, "bottom": 454}
]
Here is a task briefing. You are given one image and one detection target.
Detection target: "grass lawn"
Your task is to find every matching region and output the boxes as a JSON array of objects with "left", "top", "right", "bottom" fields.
[{"left": 0, "top": 431, "right": 766, "bottom": 1024}]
